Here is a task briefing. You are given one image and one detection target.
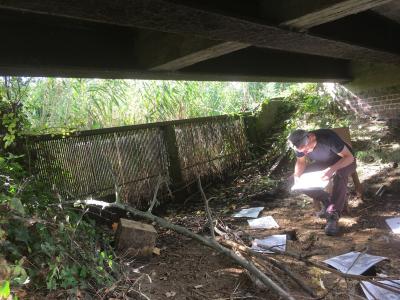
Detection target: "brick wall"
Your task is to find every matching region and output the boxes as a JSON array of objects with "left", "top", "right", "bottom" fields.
[{"left": 329, "top": 84, "right": 400, "bottom": 119}]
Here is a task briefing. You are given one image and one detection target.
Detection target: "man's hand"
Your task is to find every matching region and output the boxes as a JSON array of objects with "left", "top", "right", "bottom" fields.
[{"left": 321, "top": 167, "right": 335, "bottom": 181}]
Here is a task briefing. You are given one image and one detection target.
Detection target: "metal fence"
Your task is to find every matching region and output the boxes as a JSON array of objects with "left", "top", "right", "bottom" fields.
[{"left": 25, "top": 115, "right": 249, "bottom": 207}]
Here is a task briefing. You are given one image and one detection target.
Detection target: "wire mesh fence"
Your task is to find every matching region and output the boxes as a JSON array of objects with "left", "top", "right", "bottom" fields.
[
  {"left": 175, "top": 117, "right": 248, "bottom": 182},
  {"left": 25, "top": 115, "right": 249, "bottom": 206}
]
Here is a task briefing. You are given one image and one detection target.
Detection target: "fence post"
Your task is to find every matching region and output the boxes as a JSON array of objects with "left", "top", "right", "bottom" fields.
[{"left": 161, "top": 124, "right": 185, "bottom": 200}]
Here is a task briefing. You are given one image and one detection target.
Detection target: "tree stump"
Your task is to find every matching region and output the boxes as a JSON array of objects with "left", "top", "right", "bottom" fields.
[{"left": 115, "top": 218, "right": 157, "bottom": 257}]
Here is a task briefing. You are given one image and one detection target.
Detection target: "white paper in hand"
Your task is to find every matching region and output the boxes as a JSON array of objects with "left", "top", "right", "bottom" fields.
[
  {"left": 385, "top": 217, "right": 400, "bottom": 234},
  {"left": 251, "top": 235, "right": 286, "bottom": 253},
  {"left": 323, "top": 251, "right": 387, "bottom": 275},
  {"left": 247, "top": 216, "right": 279, "bottom": 229},
  {"left": 361, "top": 280, "right": 400, "bottom": 300},
  {"left": 232, "top": 207, "right": 264, "bottom": 218},
  {"left": 291, "top": 171, "right": 329, "bottom": 191}
]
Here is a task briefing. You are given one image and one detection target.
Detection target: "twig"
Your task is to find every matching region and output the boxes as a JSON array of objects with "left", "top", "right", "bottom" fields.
[
  {"left": 344, "top": 248, "right": 368, "bottom": 275},
  {"left": 253, "top": 257, "right": 291, "bottom": 292},
  {"left": 67, "top": 198, "right": 296, "bottom": 300},
  {"left": 265, "top": 247, "right": 400, "bottom": 294},
  {"left": 218, "top": 238, "right": 318, "bottom": 299},
  {"left": 193, "top": 288, "right": 209, "bottom": 298},
  {"left": 148, "top": 174, "right": 163, "bottom": 213},
  {"left": 197, "top": 175, "right": 215, "bottom": 240},
  {"left": 266, "top": 149, "right": 289, "bottom": 177},
  {"left": 267, "top": 257, "right": 318, "bottom": 298}
]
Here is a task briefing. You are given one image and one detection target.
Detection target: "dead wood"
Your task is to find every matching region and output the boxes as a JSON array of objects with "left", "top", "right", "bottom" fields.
[
  {"left": 70, "top": 198, "right": 296, "bottom": 300},
  {"left": 217, "top": 238, "right": 318, "bottom": 298},
  {"left": 257, "top": 243, "right": 400, "bottom": 295},
  {"left": 197, "top": 175, "right": 216, "bottom": 240},
  {"left": 147, "top": 174, "right": 162, "bottom": 213}
]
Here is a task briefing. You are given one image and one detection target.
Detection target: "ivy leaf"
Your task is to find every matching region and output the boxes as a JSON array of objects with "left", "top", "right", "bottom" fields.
[
  {"left": 9, "top": 198, "right": 25, "bottom": 216},
  {"left": 0, "top": 280, "right": 10, "bottom": 298}
]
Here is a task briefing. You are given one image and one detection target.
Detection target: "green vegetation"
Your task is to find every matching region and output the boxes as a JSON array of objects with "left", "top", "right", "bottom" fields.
[
  {"left": 1, "top": 77, "right": 299, "bottom": 135},
  {"left": 0, "top": 154, "right": 118, "bottom": 298},
  {"left": 258, "top": 83, "right": 351, "bottom": 161},
  {"left": 356, "top": 148, "right": 400, "bottom": 163},
  {"left": 0, "top": 76, "right": 355, "bottom": 298}
]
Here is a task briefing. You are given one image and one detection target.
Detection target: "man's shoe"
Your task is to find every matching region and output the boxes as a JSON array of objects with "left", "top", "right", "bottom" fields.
[
  {"left": 315, "top": 207, "right": 328, "bottom": 218},
  {"left": 324, "top": 213, "right": 339, "bottom": 236}
]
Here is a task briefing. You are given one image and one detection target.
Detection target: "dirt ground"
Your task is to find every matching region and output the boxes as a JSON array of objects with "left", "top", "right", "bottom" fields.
[{"left": 128, "top": 121, "right": 400, "bottom": 300}]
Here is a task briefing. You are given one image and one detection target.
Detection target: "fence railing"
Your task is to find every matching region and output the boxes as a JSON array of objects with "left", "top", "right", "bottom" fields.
[{"left": 24, "top": 115, "right": 250, "bottom": 207}]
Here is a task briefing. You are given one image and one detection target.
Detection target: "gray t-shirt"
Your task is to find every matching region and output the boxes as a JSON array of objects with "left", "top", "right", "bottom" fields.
[{"left": 295, "top": 129, "right": 353, "bottom": 165}]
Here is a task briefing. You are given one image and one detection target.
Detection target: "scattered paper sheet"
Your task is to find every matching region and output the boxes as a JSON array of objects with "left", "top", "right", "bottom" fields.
[
  {"left": 361, "top": 280, "right": 400, "bottom": 300},
  {"left": 291, "top": 171, "right": 329, "bottom": 191},
  {"left": 323, "top": 251, "right": 387, "bottom": 275},
  {"left": 251, "top": 235, "right": 286, "bottom": 253},
  {"left": 385, "top": 217, "right": 400, "bottom": 234},
  {"left": 247, "top": 216, "right": 279, "bottom": 229},
  {"left": 232, "top": 207, "right": 264, "bottom": 218}
]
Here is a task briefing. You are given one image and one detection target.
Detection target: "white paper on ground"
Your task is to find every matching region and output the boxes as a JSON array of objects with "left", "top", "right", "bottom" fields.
[
  {"left": 323, "top": 251, "right": 388, "bottom": 275},
  {"left": 247, "top": 216, "right": 279, "bottom": 229},
  {"left": 251, "top": 235, "right": 286, "bottom": 253},
  {"left": 360, "top": 280, "right": 400, "bottom": 300},
  {"left": 291, "top": 171, "right": 329, "bottom": 191},
  {"left": 385, "top": 217, "right": 400, "bottom": 234},
  {"left": 232, "top": 207, "right": 264, "bottom": 218}
]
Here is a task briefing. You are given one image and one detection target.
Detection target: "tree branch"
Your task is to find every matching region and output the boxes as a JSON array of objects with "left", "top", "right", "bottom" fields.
[
  {"left": 197, "top": 175, "right": 215, "bottom": 240},
  {"left": 70, "top": 198, "right": 295, "bottom": 300},
  {"left": 147, "top": 174, "right": 162, "bottom": 213}
]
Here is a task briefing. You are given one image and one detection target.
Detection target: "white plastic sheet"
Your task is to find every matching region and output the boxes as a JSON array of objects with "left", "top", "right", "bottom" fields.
[
  {"left": 291, "top": 171, "right": 329, "bottom": 191},
  {"left": 251, "top": 235, "right": 286, "bottom": 253},
  {"left": 323, "top": 251, "right": 387, "bottom": 275},
  {"left": 361, "top": 280, "right": 400, "bottom": 300},
  {"left": 247, "top": 216, "right": 279, "bottom": 229},
  {"left": 385, "top": 217, "right": 400, "bottom": 234},
  {"left": 232, "top": 207, "right": 264, "bottom": 218}
]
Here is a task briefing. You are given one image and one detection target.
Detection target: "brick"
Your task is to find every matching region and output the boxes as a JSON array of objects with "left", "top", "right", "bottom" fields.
[{"left": 115, "top": 218, "right": 157, "bottom": 257}]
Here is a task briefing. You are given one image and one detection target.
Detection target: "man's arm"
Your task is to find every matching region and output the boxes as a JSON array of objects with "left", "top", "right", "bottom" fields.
[
  {"left": 322, "top": 145, "right": 354, "bottom": 180},
  {"left": 294, "top": 156, "right": 306, "bottom": 181}
]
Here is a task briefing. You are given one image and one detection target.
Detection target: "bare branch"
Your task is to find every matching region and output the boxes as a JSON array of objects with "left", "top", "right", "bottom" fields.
[
  {"left": 148, "top": 174, "right": 162, "bottom": 213},
  {"left": 68, "top": 198, "right": 296, "bottom": 300},
  {"left": 197, "top": 175, "right": 215, "bottom": 240}
]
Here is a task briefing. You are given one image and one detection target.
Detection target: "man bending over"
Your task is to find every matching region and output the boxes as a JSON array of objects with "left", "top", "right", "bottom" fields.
[{"left": 287, "top": 129, "right": 356, "bottom": 236}]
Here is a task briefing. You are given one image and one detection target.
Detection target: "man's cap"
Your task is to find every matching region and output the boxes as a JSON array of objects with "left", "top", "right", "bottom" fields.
[{"left": 288, "top": 129, "right": 309, "bottom": 149}]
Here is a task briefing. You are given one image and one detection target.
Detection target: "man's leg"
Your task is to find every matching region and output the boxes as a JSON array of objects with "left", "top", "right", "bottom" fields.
[
  {"left": 325, "top": 160, "right": 357, "bottom": 235},
  {"left": 301, "top": 162, "right": 330, "bottom": 216},
  {"left": 326, "top": 160, "right": 357, "bottom": 215}
]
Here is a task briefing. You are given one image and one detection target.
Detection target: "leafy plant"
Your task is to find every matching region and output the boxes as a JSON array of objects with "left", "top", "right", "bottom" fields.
[
  {"left": 0, "top": 281, "right": 10, "bottom": 299},
  {"left": 0, "top": 154, "right": 119, "bottom": 298},
  {"left": 0, "top": 77, "right": 30, "bottom": 150}
]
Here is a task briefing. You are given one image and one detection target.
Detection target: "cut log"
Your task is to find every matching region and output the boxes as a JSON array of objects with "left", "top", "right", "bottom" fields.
[{"left": 115, "top": 218, "right": 157, "bottom": 257}]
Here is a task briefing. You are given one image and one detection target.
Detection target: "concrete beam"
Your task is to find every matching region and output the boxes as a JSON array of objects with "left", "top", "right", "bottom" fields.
[
  {"left": 150, "top": 41, "right": 249, "bottom": 71},
  {"left": 182, "top": 47, "right": 352, "bottom": 83},
  {"left": 0, "top": 0, "right": 399, "bottom": 66},
  {"left": 133, "top": 31, "right": 249, "bottom": 71},
  {"left": 280, "top": 0, "right": 393, "bottom": 30},
  {"left": 146, "top": 0, "right": 394, "bottom": 71},
  {"left": 372, "top": 1, "right": 400, "bottom": 24}
]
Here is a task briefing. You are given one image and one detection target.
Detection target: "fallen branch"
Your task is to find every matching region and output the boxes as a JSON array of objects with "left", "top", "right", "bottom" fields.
[
  {"left": 197, "top": 175, "right": 215, "bottom": 240},
  {"left": 259, "top": 244, "right": 400, "bottom": 295},
  {"left": 148, "top": 174, "right": 163, "bottom": 213},
  {"left": 217, "top": 238, "right": 318, "bottom": 298},
  {"left": 70, "top": 198, "right": 296, "bottom": 300}
]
